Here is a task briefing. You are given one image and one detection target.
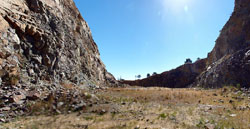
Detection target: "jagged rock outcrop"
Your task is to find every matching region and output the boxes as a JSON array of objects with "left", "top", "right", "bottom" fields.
[
  {"left": 195, "top": 0, "right": 250, "bottom": 88},
  {"left": 195, "top": 47, "right": 250, "bottom": 88},
  {"left": 0, "top": 0, "right": 116, "bottom": 88},
  {"left": 207, "top": 0, "right": 250, "bottom": 64},
  {"left": 194, "top": 0, "right": 250, "bottom": 88},
  {"left": 123, "top": 0, "right": 250, "bottom": 88},
  {"left": 122, "top": 59, "right": 207, "bottom": 88}
]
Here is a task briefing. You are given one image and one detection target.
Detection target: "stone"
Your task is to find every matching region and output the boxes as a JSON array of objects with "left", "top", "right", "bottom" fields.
[
  {"left": 32, "top": 56, "right": 42, "bottom": 64},
  {"left": 230, "top": 114, "right": 237, "bottom": 117},
  {"left": 0, "top": 15, "right": 9, "bottom": 33},
  {"left": 0, "top": 107, "right": 11, "bottom": 111},
  {"left": 0, "top": 118, "right": 6, "bottom": 123},
  {"left": 25, "top": 25, "right": 36, "bottom": 36},
  {"left": 26, "top": 90, "right": 41, "bottom": 100},
  {"left": 135, "top": 125, "right": 140, "bottom": 129},
  {"left": 57, "top": 102, "right": 64, "bottom": 108},
  {"left": 12, "top": 34, "right": 20, "bottom": 45},
  {"left": 34, "top": 31, "right": 43, "bottom": 41},
  {"left": 205, "top": 106, "right": 213, "bottom": 112},
  {"left": 73, "top": 102, "right": 87, "bottom": 111},
  {"left": 10, "top": 94, "right": 26, "bottom": 104},
  {"left": 205, "top": 123, "right": 215, "bottom": 129},
  {"left": 219, "top": 99, "right": 224, "bottom": 103}
]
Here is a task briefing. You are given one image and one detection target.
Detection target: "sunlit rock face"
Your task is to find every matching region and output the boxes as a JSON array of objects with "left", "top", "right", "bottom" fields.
[
  {"left": 207, "top": 0, "right": 250, "bottom": 64},
  {"left": 0, "top": 0, "right": 116, "bottom": 88}
]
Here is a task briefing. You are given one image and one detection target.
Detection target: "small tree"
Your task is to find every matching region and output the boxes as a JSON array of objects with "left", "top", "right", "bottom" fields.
[
  {"left": 185, "top": 58, "right": 192, "bottom": 64},
  {"left": 152, "top": 72, "right": 157, "bottom": 76},
  {"left": 118, "top": 76, "right": 123, "bottom": 81},
  {"left": 147, "top": 73, "right": 151, "bottom": 78},
  {"left": 137, "top": 75, "right": 141, "bottom": 80}
]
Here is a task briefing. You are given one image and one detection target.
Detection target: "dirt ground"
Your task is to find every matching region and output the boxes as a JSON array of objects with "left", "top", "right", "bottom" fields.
[{"left": 1, "top": 87, "right": 250, "bottom": 129}]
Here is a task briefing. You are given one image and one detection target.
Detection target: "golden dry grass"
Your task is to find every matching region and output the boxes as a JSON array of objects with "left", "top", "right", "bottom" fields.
[{"left": 2, "top": 87, "right": 250, "bottom": 129}]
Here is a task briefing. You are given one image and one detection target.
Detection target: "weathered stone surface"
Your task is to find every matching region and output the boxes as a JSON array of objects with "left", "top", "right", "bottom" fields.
[
  {"left": 195, "top": 47, "right": 250, "bottom": 88},
  {"left": 10, "top": 94, "right": 26, "bottom": 104},
  {"left": 0, "top": 107, "right": 10, "bottom": 112},
  {"left": 207, "top": 0, "right": 250, "bottom": 64},
  {"left": 26, "top": 90, "right": 41, "bottom": 100},
  {"left": 0, "top": 15, "right": 9, "bottom": 33},
  {"left": 0, "top": 0, "right": 117, "bottom": 121},
  {"left": 0, "top": 0, "right": 117, "bottom": 88}
]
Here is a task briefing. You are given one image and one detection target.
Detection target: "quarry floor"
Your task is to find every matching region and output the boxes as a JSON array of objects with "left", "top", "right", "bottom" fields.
[{"left": 1, "top": 87, "right": 250, "bottom": 129}]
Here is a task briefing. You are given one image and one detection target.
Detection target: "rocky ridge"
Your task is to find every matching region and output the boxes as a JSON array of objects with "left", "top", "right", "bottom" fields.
[
  {"left": 123, "top": 0, "right": 250, "bottom": 88},
  {"left": 123, "top": 59, "right": 207, "bottom": 88}
]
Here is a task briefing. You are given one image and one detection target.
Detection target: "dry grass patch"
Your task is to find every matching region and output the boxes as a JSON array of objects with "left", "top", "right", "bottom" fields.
[{"left": 2, "top": 87, "right": 250, "bottom": 129}]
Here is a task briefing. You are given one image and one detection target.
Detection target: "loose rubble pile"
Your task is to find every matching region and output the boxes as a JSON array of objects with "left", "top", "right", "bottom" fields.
[{"left": 0, "top": 83, "right": 102, "bottom": 123}]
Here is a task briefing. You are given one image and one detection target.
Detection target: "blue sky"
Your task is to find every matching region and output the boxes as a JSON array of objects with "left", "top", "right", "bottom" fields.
[{"left": 74, "top": 0, "right": 234, "bottom": 80}]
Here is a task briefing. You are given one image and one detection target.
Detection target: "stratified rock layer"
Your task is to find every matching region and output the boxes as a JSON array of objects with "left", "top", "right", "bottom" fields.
[{"left": 0, "top": 0, "right": 116, "bottom": 88}]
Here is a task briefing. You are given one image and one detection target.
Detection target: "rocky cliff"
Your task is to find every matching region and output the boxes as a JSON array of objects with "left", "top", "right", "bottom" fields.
[
  {"left": 0, "top": 0, "right": 117, "bottom": 122},
  {"left": 195, "top": 0, "right": 250, "bottom": 88},
  {"left": 123, "top": 0, "right": 250, "bottom": 88},
  {"left": 0, "top": 0, "right": 116, "bottom": 88},
  {"left": 207, "top": 0, "right": 250, "bottom": 64}
]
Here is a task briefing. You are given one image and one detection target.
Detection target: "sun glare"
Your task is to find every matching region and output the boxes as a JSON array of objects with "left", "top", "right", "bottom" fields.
[{"left": 163, "top": 0, "right": 192, "bottom": 14}]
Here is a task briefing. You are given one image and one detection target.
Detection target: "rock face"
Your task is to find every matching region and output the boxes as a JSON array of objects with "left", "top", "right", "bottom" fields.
[
  {"left": 0, "top": 0, "right": 117, "bottom": 122},
  {"left": 195, "top": 48, "right": 250, "bottom": 88},
  {"left": 123, "top": 0, "right": 250, "bottom": 88},
  {"left": 207, "top": 0, "right": 250, "bottom": 64},
  {"left": 195, "top": 0, "right": 250, "bottom": 88},
  {"left": 0, "top": 0, "right": 116, "bottom": 87}
]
